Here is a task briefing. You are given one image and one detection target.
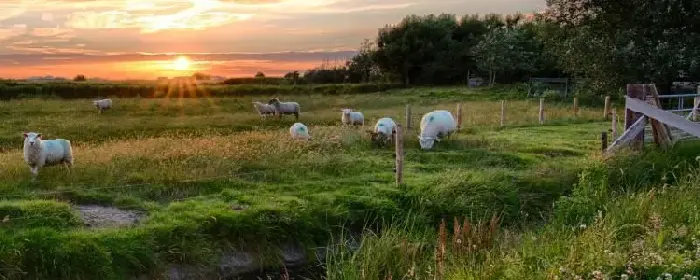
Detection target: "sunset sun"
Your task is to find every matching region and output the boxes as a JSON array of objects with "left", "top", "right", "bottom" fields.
[{"left": 173, "top": 56, "right": 190, "bottom": 71}]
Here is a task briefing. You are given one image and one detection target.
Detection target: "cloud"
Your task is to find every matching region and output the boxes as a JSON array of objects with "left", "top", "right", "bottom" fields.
[
  {"left": 64, "top": 0, "right": 254, "bottom": 32},
  {"left": 0, "top": 25, "right": 27, "bottom": 41}
]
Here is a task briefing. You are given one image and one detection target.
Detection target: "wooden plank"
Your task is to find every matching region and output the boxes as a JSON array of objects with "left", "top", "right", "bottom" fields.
[
  {"left": 625, "top": 97, "right": 700, "bottom": 138},
  {"left": 607, "top": 116, "right": 647, "bottom": 153},
  {"left": 604, "top": 96, "right": 611, "bottom": 119}
]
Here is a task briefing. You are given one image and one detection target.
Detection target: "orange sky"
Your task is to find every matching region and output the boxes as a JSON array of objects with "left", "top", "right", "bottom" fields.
[{"left": 0, "top": 0, "right": 545, "bottom": 79}]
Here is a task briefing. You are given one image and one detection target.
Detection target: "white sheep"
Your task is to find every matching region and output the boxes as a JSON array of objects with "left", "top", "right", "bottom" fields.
[
  {"left": 341, "top": 109, "right": 364, "bottom": 126},
  {"left": 252, "top": 101, "right": 276, "bottom": 119},
  {"left": 92, "top": 98, "right": 112, "bottom": 113},
  {"left": 289, "top": 123, "right": 311, "bottom": 140},
  {"left": 368, "top": 117, "right": 396, "bottom": 145},
  {"left": 268, "top": 98, "right": 301, "bottom": 120},
  {"left": 418, "top": 110, "right": 457, "bottom": 150},
  {"left": 23, "top": 132, "right": 73, "bottom": 178}
]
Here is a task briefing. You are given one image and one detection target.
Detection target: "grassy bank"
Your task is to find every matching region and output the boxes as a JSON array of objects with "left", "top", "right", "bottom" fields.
[
  {"left": 0, "top": 86, "right": 615, "bottom": 279},
  {"left": 326, "top": 143, "right": 700, "bottom": 280}
]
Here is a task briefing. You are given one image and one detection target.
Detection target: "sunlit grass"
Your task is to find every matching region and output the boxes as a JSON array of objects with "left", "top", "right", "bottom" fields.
[{"left": 0, "top": 86, "right": 619, "bottom": 279}]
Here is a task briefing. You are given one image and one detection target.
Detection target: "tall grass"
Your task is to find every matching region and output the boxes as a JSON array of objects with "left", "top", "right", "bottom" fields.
[
  {"left": 324, "top": 142, "right": 700, "bottom": 280},
  {"left": 0, "top": 86, "right": 618, "bottom": 279}
]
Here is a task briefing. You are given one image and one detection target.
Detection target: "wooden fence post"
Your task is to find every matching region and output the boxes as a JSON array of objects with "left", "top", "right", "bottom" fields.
[
  {"left": 405, "top": 105, "right": 411, "bottom": 129},
  {"left": 573, "top": 97, "right": 579, "bottom": 116},
  {"left": 601, "top": 131, "right": 608, "bottom": 152},
  {"left": 625, "top": 85, "right": 646, "bottom": 150},
  {"left": 539, "top": 98, "right": 545, "bottom": 124},
  {"left": 394, "top": 125, "right": 404, "bottom": 186},
  {"left": 604, "top": 95, "right": 611, "bottom": 119},
  {"left": 500, "top": 100, "right": 506, "bottom": 127},
  {"left": 456, "top": 103, "right": 463, "bottom": 129},
  {"left": 611, "top": 109, "right": 618, "bottom": 140},
  {"left": 693, "top": 97, "right": 700, "bottom": 122}
]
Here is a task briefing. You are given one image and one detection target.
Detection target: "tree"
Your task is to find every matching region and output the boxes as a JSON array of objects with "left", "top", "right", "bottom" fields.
[
  {"left": 283, "top": 71, "right": 300, "bottom": 84},
  {"left": 254, "top": 71, "right": 266, "bottom": 85},
  {"left": 346, "top": 39, "right": 377, "bottom": 83},
  {"left": 473, "top": 28, "right": 536, "bottom": 85},
  {"left": 192, "top": 72, "right": 211, "bottom": 80},
  {"left": 544, "top": 0, "right": 700, "bottom": 94},
  {"left": 73, "top": 75, "right": 86, "bottom": 82}
]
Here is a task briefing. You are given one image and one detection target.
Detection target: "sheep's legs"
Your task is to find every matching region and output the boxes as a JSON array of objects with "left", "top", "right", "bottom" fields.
[
  {"left": 30, "top": 167, "right": 38, "bottom": 180},
  {"left": 64, "top": 161, "right": 73, "bottom": 174},
  {"left": 294, "top": 112, "right": 299, "bottom": 120}
]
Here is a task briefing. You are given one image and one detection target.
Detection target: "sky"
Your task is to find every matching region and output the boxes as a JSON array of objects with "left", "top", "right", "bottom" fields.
[{"left": 0, "top": 0, "right": 545, "bottom": 80}]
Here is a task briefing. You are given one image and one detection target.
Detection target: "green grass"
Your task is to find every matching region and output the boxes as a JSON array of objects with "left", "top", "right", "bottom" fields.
[{"left": 0, "top": 85, "right": 622, "bottom": 279}]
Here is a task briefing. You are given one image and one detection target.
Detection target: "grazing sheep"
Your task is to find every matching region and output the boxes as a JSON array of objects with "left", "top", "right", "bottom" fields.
[
  {"left": 252, "top": 101, "right": 276, "bottom": 119},
  {"left": 418, "top": 110, "right": 457, "bottom": 150},
  {"left": 368, "top": 117, "right": 396, "bottom": 146},
  {"left": 290, "top": 123, "right": 311, "bottom": 140},
  {"left": 23, "top": 132, "right": 73, "bottom": 178},
  {"left": 92, "top": 98, "right": 112, "bottom": 113},
  {"left": 268, "top": 98, "right": 300, "bottom": 120},
  {"left": 341, "top": 109, "right": 364, "bottom": 126}
]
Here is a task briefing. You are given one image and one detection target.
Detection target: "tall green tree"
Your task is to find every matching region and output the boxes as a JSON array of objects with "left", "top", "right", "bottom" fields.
[
  {"left": 545, "top": 0, "right": 700, "bottom": 93},
  {"left": 473, "top": 28, "right": 536, "bottom": 85}
]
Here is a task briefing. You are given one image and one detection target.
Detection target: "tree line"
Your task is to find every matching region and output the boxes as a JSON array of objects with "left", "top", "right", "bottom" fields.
[{"left": 308, "top": 0, "right": 700, "bottom": 95}]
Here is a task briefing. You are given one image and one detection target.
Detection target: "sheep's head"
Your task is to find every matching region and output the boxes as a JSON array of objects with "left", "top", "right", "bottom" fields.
[
  {"left": 23, "top": 132, "right": 42, "bottom": 146},
  {"left": 341, "top": 109, "right": 353, "bottom": 119},
  {"left": 367, "top": 130, "right": 380, "bottom": 142},
  {"left": 268, "top": 98, "right": 281, "bottom": 105},
  {"left": 418, "top": 136, "right": 439, "bottom": 150}
]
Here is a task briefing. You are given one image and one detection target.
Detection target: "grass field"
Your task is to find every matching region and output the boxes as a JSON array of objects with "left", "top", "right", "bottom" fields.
[{"left": 2, "top": 85, "right": 695, "bottom": 279}]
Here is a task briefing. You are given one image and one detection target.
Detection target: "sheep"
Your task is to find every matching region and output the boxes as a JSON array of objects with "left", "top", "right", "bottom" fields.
[
  {"left": 341, "top": 109, "right": 364, "bottom": 126},
  {"left": 289, "top": 123, "right": 311, "bottom": 140},
  {"left": 252, "top": 101, "right": 276, "bottom": 119},
  {"left": 22, "top": 132, "right": 73, "bottom": 178},
  {"left": 367, "top": 117, "right": 396, "bottom": 146},
  {"left": 418, "top": 110, "right": 457, "bottom": 150},
  {"left": 268, "top": 98, "right": 300, "bottom": 120},
  {"left": 92, "top": 98, "right": 112, "bottom": 113}
]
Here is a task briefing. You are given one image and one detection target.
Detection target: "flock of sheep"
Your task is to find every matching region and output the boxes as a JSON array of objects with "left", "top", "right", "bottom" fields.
[
  {"left": 21, "top": 97, "right": 457, "bottom": 179},
  {"left": 252, "top": 98, "right": 458, "bottom": 150}
]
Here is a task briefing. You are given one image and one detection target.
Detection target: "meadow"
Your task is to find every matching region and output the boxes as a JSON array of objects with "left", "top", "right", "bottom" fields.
[{"left": 0, "top": 85, "right": 697, "bottom": 279}]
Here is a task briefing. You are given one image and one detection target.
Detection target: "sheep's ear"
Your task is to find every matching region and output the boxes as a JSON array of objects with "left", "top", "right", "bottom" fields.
[
  {"left": 36, "top": 133, "right": 42, "bottom": 139},
  {"left": 22, "top": 133, "right": 27, "bottom": 138}
]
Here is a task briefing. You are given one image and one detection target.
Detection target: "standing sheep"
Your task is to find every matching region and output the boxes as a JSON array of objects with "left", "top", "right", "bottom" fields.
[
  {"left": 341, "top": 109, "right": 364, "bottom": 126},
  {"left": 418, "top": 110, "right": 457, "bottom": 150},
  {"left": 268, "top": 98, "right": 301, "bottom": 120},
  {"left": 23, "top": 132, "right": 73, "bottom": 178},
  {"left": 252, "top": 101, "right": 276, "bottom": 119},
  {"left": 92, "top": 98, "right": 112, "bottom": 113},
  {"left": 368, "top": 117, "right": 396, "bottom": 146},
  {"left": 289, "top": 123, "right": 311, "bottom": 140}
]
